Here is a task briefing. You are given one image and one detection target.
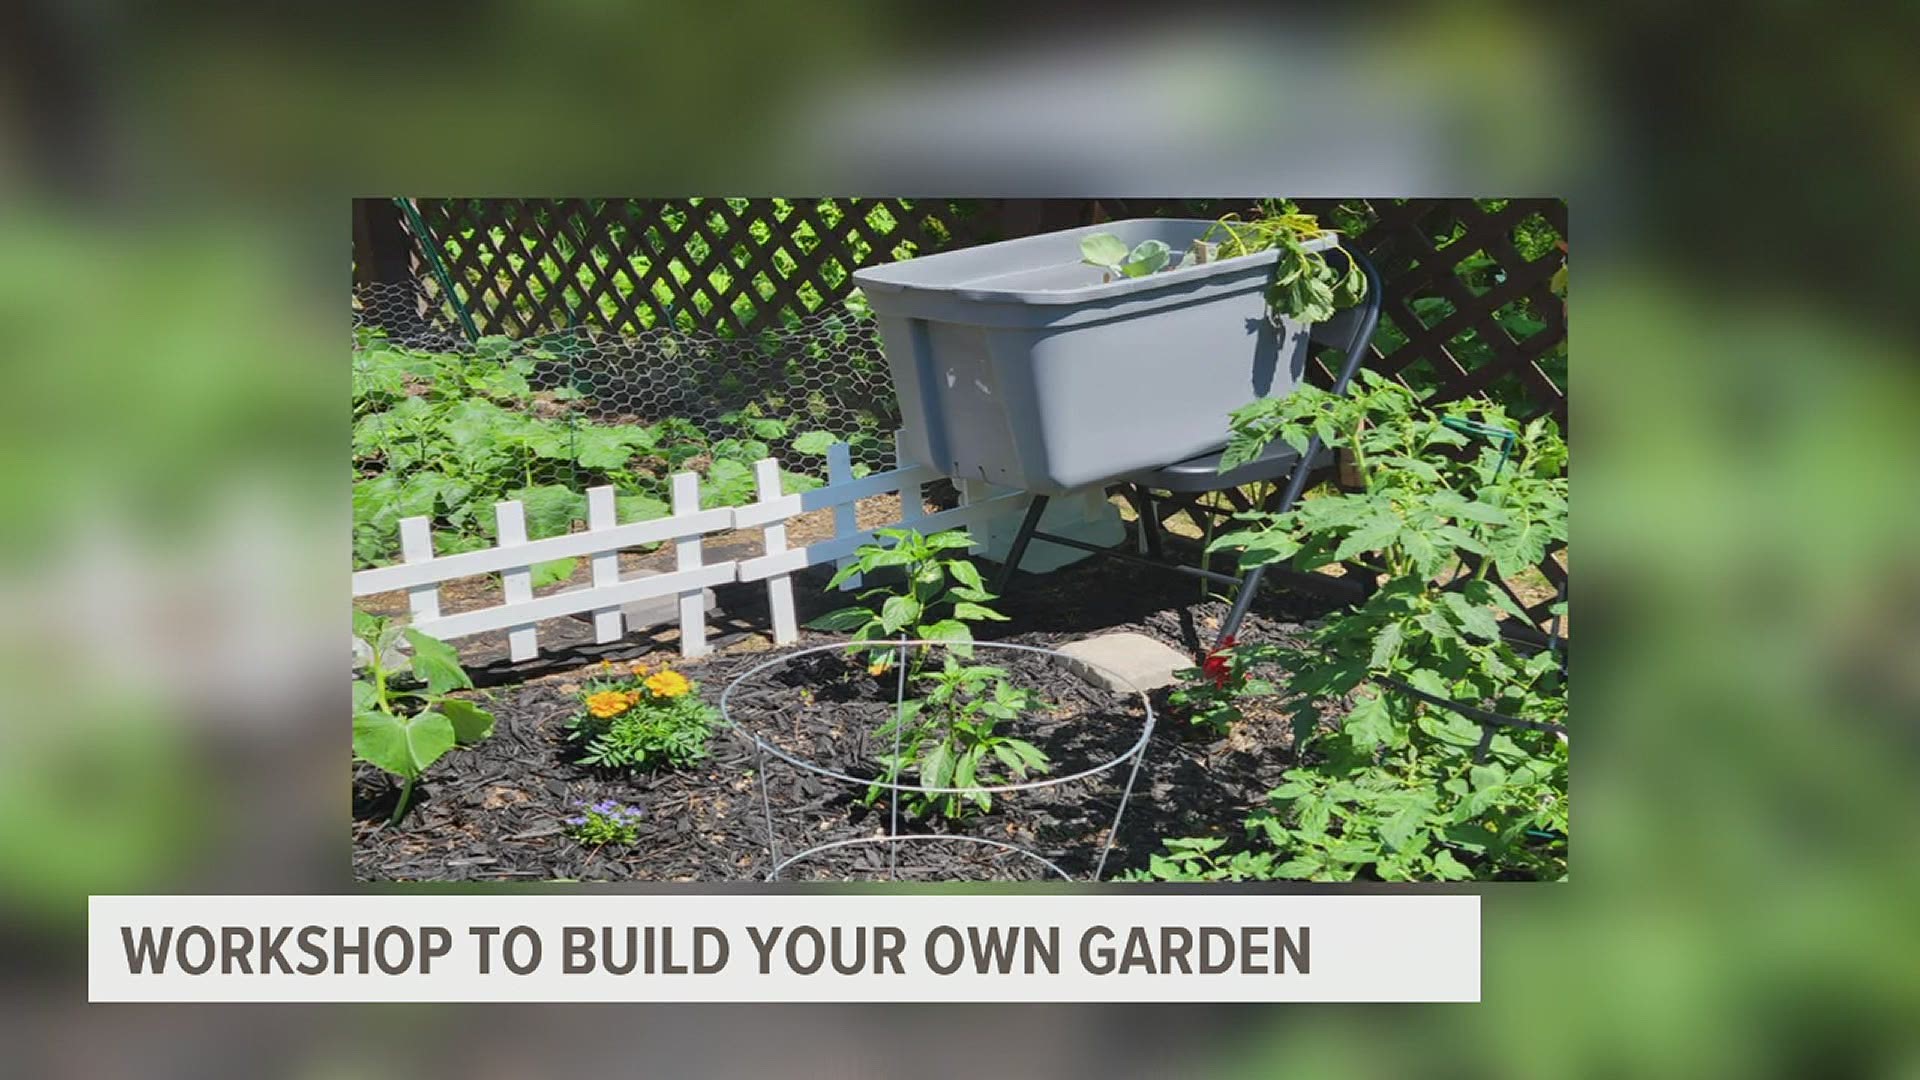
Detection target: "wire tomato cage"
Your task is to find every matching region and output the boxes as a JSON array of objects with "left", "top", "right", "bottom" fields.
[{"left": 719, "top": 639, "right": 1157, "bottom": 883}]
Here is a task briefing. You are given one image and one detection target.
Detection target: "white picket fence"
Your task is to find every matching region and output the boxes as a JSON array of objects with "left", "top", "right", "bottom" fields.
[{"left": 349, "top": 440, "right": 1026, "bottom": 662}]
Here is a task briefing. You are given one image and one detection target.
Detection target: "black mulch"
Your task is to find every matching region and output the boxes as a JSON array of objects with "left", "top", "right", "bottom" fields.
[{"left": 353, "top": 535, "right": 1356, "bottom": 882}]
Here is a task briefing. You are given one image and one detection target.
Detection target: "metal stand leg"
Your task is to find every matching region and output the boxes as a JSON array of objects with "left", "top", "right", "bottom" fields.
[
  {"left": 1124, "top": 485, "right": 1165, "bottom": 561},
  {"left": 993, "top": 494, "right": 1050, "bottom": 595},
  {"left": 1215, "top": 565, "right": 1265, "bottom": 647},
  {"left": 1211, "top": 439, "right": 1325, "bottom": 649}
]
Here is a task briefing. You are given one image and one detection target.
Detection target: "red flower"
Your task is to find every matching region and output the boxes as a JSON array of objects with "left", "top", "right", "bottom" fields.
[{"left": 1201, "top": 636, "right": 1237, "bottom": 689}]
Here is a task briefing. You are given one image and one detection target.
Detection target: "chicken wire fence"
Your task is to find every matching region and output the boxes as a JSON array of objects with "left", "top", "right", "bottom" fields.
[{"left": 351, "top": 280, "right": 901, "bottom": 570}]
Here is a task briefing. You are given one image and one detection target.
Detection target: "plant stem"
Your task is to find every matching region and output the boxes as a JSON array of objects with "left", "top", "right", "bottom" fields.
[
  {"left": 389, "top": 775, "right": 415, "bottom": 826},
  {"left": 372, "top": 654, "right": 389, "bottom": 711},
  {"left": 1344, "top": 417, "right": 1372, "bottom": 494}
]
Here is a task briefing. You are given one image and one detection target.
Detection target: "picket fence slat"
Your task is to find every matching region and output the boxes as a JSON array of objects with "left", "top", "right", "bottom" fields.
[
  {"left": 495, "top": 500, "right": 538, "bottom": 662},
  {"left": 586, "top": 486, "right": 624, "bottom": 643},
  {"left": 355, "top": 438, "right": 1029, "bottom": 662},
  {"left": 671, "top": 473, "right": 709, "bottom": 658},
  {"left": 826, "top": 442, "right": 862, "bottom": 591},
  {"left": 398, "top": 517, "right": 440, "bottom": 621},
  {"left": 411, "top": 561, "right": 737, "bottom": 641},
  {"left": 753, "top": 458, "right": 800, "bottom": 645},
  {"left": 351, "top": 502, "right": 734, "bottom": 595}
]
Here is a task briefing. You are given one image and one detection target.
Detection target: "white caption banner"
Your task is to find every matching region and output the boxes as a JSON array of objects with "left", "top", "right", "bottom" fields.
[{"left": 91, "top": 894, "right": 1478, "bottom": 1003}]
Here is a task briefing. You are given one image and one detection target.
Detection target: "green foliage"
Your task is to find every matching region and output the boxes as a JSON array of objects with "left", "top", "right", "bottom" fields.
[
  {"left": 1146, "top": 376, "right": 1568, "bottom": 881},
  {"left": 870, "top": 655, "right": 1050, "bottom": 819},
  {"left": 351, "top": 610, "right": 495, "bottom": 825},
  {"left": 1073, "top": 203, "right": 1366, "bottom": 327},
  {"left": 1079, "top": 233, "right": 1172, "bottom": 279},
  {"left": 1218, "top": 371, "right": 1568, "bottom": 584},
  {"left": 351, "top": 341, "right": 835, "bottom": 569},
  {"left": 1166, "top": 637, "right": 1275, "bottom": 735},
  {"left": 1202, "top": 201, "right": 1369, "bottom": 325},
  {"left": 567, "top": 668, "right": 720, "bottom": 771},
  {"left": 564, "top": 799, "right": 644, "bottom": 848},
  {"left": 804, "top": 528, "right": 1006, "bottom": 661},
  {"left": 801, "top": 530, "right": 1038, "bottom": 819},
  {"left": 1121, "top": 837, "right": 1277, "bottom": 882},
  {"left": 1241, "top": 725, "right": 1566, "bottom": 881}
]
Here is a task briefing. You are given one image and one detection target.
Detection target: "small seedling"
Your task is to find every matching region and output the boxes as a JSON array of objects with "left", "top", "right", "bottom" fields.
[
  {"left": 1079, "top": 233, "right": 1171, "bottom": 279},
  {"left": 1122, "top": 837, "right": 1277, "bottom": 882},
  {"left": 352, "top": 610, "right": 496, "bottom": 825}
]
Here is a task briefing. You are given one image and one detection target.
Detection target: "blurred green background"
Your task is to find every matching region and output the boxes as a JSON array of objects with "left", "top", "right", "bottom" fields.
[{"left": 1, "top": 4, "right": 1916, "bottom": 1076}]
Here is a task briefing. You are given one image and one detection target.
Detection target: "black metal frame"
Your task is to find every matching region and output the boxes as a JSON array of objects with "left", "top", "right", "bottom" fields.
[{"left": 992, "top": 251, "right": 1385, "bottom": 649}]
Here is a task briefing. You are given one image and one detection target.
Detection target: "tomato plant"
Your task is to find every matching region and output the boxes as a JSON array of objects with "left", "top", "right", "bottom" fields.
[{"left": 1143, "top": 374, "right": 1568, "bottom": 881}]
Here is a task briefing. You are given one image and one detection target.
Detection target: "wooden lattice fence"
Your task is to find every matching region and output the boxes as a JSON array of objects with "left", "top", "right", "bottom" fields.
[{"left": 354, "top": 197, "right": 1565, "bottom": 424}]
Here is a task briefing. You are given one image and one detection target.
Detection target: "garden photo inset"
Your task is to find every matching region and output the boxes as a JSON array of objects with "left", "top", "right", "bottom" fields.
[{"left": 350, "top": 198, "right": 1568, "bottom": 883}]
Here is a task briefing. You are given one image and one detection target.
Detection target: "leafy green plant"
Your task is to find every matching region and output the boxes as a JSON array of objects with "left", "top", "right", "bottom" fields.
[
  {"left": 1079, "top": 233, "right": 1171, "bottom": 279},
  {"left": 1071, "top": 203, "right": 1367, "bottom": 327},
  {"left": 1202, "top": 201, "right": 1368, "bottom": 326},
  {"left": 351, "top": 340, "right": 829, "bottom": 570},
  {"left": 1121, "top": 837, "right": 1277, "bottom": 882},
  {"left": 1241, "top": 727, "right": 1566, "bottom": 881},
  {"left": 566, "top": 664, "right": 720, "bottom": 770},
  {"left": 351, "top": 610, "right": 496, "bottom": 825},
  {"left": 564, "top": 799, "right": 644, "bottom": 848},
  {"left": 871, "top": 655, "right": 1050, "bottom": 818},
  {"left": 1143, "top": 375, "right": 1567, "bottom": 881},
  {"left": 805, "top": 528, "right": 1006, "bottom": 661}
]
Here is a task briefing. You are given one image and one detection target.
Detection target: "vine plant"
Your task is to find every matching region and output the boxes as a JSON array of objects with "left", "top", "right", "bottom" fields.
[{"left": 352, "top": 612, "right": 496, "bottom": 825}]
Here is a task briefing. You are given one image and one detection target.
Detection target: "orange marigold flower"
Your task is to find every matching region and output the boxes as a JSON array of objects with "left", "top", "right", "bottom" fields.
[
  {"left": 584, "top": 690, "right": 631, "bottom": 719},
  {"left": 644, "top": 669, "right": 692, "bottom": 698}
]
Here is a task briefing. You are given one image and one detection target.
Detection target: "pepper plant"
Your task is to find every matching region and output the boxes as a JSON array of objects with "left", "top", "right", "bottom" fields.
[
  {"left": 870, "top": 655, "right": 1050, "bottom": 819},
  {"left": 351, "top": 611, "right": 495, "bottom": 825},
  {"left": 805, "top": 527, "right": 1006, "bottom": 664}
]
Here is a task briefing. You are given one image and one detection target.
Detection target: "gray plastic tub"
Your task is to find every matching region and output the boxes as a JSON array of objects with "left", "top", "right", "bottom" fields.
[{"left": 855, "top": 217, "right": 1338, "bottom": 494}]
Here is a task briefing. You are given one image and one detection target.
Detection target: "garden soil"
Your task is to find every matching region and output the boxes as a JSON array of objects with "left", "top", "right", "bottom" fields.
[{"left": 353, "top": 518, "right": 1352, "bottom": 882}]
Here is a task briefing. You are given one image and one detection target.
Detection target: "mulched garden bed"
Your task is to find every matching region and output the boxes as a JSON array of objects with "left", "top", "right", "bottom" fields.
[{"left": 353, "top": 536, "right": 1352, "bottom": 882}]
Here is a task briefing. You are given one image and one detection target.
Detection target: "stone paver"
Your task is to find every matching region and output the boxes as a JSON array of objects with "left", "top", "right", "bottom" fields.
[{"left": 1055, "top": 631, "right": 1194, "bottom": 695}]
